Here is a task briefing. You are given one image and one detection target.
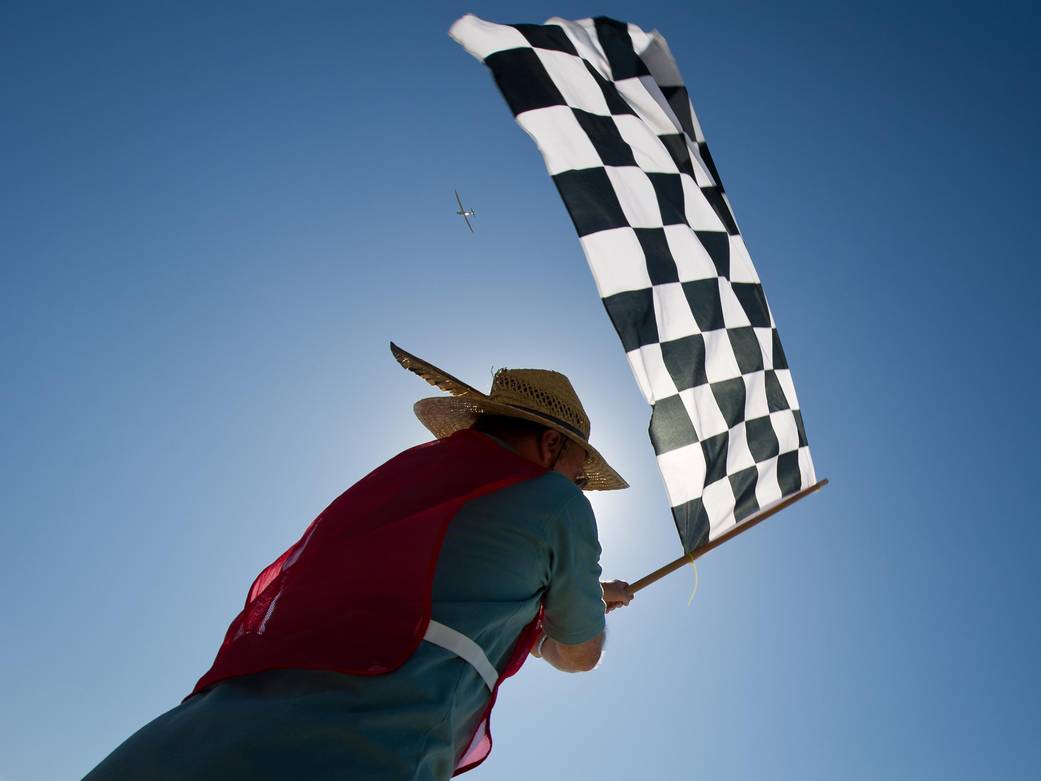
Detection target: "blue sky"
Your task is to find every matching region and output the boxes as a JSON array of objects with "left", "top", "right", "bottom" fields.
[{"left": 2, "top": 1, "right": 1039, "bottom": 779}]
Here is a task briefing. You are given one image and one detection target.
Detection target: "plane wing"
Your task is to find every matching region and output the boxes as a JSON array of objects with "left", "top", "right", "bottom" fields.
[
  {"left": 455, "top": 190, "right": 466, "bottom": 211},
  {"left": 462, "top": 212, "right": 474, "bottom": 232}
]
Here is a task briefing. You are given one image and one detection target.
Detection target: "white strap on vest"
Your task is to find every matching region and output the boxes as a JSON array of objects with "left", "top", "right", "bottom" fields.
[{"left": 422, "top": 620, "right": 499, "bottom": 691}]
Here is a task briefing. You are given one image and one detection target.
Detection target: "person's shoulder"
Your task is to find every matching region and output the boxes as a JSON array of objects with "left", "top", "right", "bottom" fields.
[
  {"left": 525, "top": 473, "right": 597, "bottom": 531},
  {"left": 482, "top": 471, "right": 589, "bottom": 519},
  {"left": 466, "top": 471, "right": 592, "bottom": 527},
  {"left": 526, "top": 471, "right": 587, "bottom": 504}
]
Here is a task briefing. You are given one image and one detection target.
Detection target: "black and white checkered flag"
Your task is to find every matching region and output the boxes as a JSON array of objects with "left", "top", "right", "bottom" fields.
[{"left": 451, "top": 15, "right": 817, "bottom": 554}]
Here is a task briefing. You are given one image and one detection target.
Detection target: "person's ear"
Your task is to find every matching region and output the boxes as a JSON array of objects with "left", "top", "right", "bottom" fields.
[{"left": 538, "top": 429, "right": 562, "bottom": 465}]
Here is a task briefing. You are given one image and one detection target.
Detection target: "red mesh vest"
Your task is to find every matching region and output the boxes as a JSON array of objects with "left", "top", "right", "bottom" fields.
[{"left": 189, "top": 430, "right": 548, "bottom": 775}]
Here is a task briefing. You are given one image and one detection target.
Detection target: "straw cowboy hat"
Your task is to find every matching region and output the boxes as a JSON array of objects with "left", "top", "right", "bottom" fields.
[{"left": 391, "top": 343, "right": 627, "bottom": 491}]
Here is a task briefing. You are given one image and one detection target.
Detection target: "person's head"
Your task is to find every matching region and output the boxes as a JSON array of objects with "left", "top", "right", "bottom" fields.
[
  {"left": 470, "top": 414, "right": 589, "bottom": 488},
  {"left": 392, "top": 342, "right": 628, "bottom": 491}
]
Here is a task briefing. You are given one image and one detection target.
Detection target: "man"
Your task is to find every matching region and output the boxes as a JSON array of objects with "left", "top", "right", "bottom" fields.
[{"left": 84, "top": 344, "right": 633, "bottom": 780}]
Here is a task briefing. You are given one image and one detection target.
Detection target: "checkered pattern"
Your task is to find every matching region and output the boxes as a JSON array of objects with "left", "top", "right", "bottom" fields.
[{"left": 451, "top": 14, "right": 816, "bottom": 553}]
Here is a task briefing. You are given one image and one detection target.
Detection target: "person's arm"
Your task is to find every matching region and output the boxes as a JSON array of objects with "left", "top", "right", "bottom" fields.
[
  {"left": 533, "top": 580, "right": 633, "bottom": 670},
  {"left": 534, "top": 492, "right": 635, "bottom": 671}
]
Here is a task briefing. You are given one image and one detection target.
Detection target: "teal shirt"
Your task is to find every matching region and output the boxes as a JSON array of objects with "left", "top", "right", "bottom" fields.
[{"left": 84, "top": 452, "right": 606, "bottom": 781}]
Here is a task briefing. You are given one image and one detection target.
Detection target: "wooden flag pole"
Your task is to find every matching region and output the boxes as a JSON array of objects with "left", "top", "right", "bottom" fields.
[{"left": 630, "top": 479, "right": 829, "bottom": 594}]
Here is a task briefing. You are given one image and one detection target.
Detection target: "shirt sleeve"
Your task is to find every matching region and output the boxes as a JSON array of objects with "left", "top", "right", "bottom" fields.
[{"left": 541, "top": 490, "right": 606, "bottom": 645}]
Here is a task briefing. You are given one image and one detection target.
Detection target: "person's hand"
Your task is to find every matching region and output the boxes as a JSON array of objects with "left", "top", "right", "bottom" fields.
[{"left": 602, "top": 580, "right": 634, "bottom": 613}]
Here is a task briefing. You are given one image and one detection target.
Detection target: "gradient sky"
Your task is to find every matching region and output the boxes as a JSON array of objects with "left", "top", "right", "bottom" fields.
[{"left": 3, "top": 2, "right": 1040, "bottom": 779}]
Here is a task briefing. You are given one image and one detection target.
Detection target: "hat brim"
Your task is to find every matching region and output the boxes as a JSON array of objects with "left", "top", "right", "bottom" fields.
[{"left": 414, "top": 395, "right": 629, "bottom": 491}]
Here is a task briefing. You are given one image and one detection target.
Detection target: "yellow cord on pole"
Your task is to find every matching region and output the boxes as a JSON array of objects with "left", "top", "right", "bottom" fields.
[{"left": 686, "top": 553, "right": 699, "bottom": 607}]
